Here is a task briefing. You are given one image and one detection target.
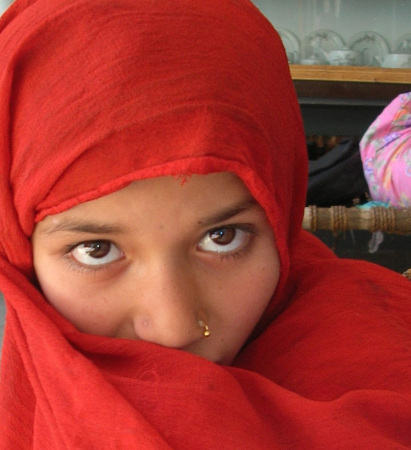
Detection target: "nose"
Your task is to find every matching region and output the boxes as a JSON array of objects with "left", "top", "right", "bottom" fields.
[{"left": 131, "top": 259, "right": 207, "bottom": 348}]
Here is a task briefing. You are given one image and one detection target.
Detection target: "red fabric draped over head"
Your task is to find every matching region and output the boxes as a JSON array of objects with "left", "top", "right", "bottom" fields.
[
  {"left": 1, "top": 0, "right": 410, "bottom": 448},
  {"left": 0, "top": 0, "right": 306, "bottom": 281}
]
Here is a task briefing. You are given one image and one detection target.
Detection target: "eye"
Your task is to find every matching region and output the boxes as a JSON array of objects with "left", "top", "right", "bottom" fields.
[
  {"left": 198, "top": 227, "right": 250, "bottom": 254},
  {"left": 70, "top": 240, "right": 123, "bottom": 266}
]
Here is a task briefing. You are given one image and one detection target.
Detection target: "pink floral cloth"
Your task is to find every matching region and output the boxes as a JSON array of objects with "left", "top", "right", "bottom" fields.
[{"left": 360, "top": 92, "right": 411, "bottom": 207}]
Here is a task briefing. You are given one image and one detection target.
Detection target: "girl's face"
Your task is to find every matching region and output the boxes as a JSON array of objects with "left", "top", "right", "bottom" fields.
[{"left": 32, "top": 173, "right": 280, "bottom": 365}]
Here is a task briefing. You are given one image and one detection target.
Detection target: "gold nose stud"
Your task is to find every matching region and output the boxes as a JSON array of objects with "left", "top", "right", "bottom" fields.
[{"left": 198, "top": 320, "right": 211, "bottom": 338}]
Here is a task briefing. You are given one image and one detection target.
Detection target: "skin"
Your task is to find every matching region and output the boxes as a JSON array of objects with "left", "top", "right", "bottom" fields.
[{"left": 32, "top": 172, "right": 280, "bottom": 365}]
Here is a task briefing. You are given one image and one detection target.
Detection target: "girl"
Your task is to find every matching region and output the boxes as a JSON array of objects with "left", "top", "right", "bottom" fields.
[{"left": 0, "top": 0, "right": 410, "bottom": 448}]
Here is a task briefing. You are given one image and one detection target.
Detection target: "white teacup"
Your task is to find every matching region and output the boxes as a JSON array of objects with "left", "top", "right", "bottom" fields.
[
  {"left": 301, "top": 58, "right": 322, "bottom": 65},
  {"left": 382, "top": 53, "right": 411, "bottom": 68},
  {"left": 326, "top": 49, "right": 362, "bottom": 66}
]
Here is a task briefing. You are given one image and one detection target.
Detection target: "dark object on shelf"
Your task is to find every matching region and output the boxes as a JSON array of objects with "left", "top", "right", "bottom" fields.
[
  {"left": 307, "top": 135, "right": 345, "bottom": 160},
  {"left": 306, "top": 138, "right": 369, "bottom": 206}
]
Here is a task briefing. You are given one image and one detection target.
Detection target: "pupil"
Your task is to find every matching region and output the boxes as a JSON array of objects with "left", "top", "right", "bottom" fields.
[{"left": 211, "top": 228, "right": 235, "bottom": 245}]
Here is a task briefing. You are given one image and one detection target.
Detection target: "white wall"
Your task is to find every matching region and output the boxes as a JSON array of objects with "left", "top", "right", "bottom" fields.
[
  {"left": 0, "top": 0, "right": 13, "bottom": 15},
  {"left": 251, "top": 0, "right": 411, "bottom": 53}
]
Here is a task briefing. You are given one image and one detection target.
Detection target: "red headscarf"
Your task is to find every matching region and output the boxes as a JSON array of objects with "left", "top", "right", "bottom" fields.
[{"left": 1, "top": 0, "right": 410, "bottom": 448}]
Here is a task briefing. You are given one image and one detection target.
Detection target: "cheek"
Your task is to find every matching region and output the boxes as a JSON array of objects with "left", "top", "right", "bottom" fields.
[
  {"left": 245, "top": 240, "right": 281, "bottom": 300},
  {"left": 210, "top": 256, "right": 280, "bottom": 364},
  {"left": 216, "top": 253, "right": 280, "bottom": 328},
  {"left": 240, "top": 261, "right": 280, "bottom": 316},
  {"left": 35, "top": 266, "right": 120, "bottom": 336}
]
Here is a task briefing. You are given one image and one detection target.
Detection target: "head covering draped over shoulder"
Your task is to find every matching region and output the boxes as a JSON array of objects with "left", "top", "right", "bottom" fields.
[{"left": 1, "top": 1, "right": 411, "bottom": 448}]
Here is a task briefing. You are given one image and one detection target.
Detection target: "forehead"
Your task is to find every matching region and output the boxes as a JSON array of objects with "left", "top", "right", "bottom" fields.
[{"left": 34, "top": 172, "right": 260, "bottom": 234}]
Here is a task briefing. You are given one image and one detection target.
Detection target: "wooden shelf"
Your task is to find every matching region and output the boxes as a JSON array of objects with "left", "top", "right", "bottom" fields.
[
  {"left": 291, "top": 65, "right": 411, "bottom": 102},
  {"left": 290, "top": 65, "right": 411, "bottom": 84},
  {"left": 290, "top": 65, "right": 411, "bottom": 134}
]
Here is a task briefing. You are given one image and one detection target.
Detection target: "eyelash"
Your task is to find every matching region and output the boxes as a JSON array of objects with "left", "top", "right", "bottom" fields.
[{"left": 62, "top": 223, "right": 257, "bottom": 273}]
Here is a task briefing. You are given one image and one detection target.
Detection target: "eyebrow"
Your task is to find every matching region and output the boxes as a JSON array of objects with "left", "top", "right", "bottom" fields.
[
  {"left": 39, "top": 197, "right": 260, "bottom": 236},
  {"left": 39, "top": 219, "right": 127, "bottom": 236},
  {"left": 197, "top": 197, "right": 260, "bottom": 227}
]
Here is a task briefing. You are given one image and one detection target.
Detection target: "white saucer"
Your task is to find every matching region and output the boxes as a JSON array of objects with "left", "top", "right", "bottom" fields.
[
  {"left": 303, "top": 29, "right": 345, "bottom": 60},
  {"left": 394, "top": 33, "right": 411, "bottom": 54},
  {"left": 276, "top": 27, "right": 300, "bottom": 63},
  {"left": 348, "top": 31, "right": 390, "bottom": 66}
]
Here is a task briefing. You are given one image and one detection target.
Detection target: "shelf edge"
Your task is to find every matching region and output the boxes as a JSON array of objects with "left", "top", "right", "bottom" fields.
[{"left": 290, "top": 65, "right": 411, "bottom": 84}]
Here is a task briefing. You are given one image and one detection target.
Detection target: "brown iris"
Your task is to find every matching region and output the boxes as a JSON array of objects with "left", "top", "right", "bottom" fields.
[
  {"left": 82, "top": 241, "right": 111, "bottom": 258},
  {"left": 209, "top": 228, "right": 236, "bottom": 245}
]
